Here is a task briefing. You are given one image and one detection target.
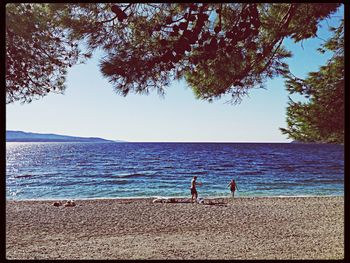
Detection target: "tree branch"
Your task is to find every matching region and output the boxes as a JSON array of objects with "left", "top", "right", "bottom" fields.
[{"left": 255, "top": 4, "right": 299, "bottom": 74}]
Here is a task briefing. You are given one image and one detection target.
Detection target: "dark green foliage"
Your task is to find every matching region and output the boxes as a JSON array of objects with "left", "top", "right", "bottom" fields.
[
  {"left": 6, "top": 4, "right": 86, "bottom": 103},
  {"left": 280, "top": 21, "right": 344, "bottom": 144},
  {"left": 6, "top": 3, "right": 340, "bottom": 104}
]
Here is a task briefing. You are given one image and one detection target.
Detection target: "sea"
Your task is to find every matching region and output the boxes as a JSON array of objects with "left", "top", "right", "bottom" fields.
[{"left": 6, "top": 142, "right": 344, "bottom": 200}]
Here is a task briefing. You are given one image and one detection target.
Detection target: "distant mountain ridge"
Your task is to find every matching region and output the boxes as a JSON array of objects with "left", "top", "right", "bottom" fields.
[{"left": 6, "top": 130, "right": 123, "bottom": 142}]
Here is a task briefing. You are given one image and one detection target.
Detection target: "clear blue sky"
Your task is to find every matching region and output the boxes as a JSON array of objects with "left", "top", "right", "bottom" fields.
[{"left": 6, "top": 6, "right": 343, "bottom": 142}]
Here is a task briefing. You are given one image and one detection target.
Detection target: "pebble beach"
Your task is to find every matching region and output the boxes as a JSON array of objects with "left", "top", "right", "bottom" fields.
[{"left": 6, "top": 196, "right": 344, "bottom": 260}]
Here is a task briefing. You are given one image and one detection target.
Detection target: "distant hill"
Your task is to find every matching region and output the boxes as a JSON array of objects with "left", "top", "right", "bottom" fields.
[{"left": 6, "top": 130, "right": 124, "bottom": 143}]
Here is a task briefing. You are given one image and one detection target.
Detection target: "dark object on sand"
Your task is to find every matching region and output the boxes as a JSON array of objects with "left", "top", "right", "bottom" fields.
[
  {"left": 64, "top": 200, "right": 76, "bottom": 207},
  {"left": 152, "top": 197, "right": 178, "bottom": 203}
]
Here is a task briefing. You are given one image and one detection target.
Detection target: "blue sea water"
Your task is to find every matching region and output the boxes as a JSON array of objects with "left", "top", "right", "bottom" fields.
[{"left": 6, "top": 142, "right": 344, "bottom": 200}]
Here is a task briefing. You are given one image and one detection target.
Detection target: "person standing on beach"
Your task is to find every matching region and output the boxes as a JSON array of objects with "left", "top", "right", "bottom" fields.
[
  {"left": 190, "top": 176, "right": 202, "bottom": 203},
  {"left": 228, "top": 179, "right": 238, "bottom": 199}
]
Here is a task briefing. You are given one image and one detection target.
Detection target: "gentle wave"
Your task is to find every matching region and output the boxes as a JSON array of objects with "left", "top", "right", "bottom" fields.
[
  {"left": 300, "top": 178, "right": 344, "bottom": 184},
  {"left": 115, "top": 173, "right": 156, "bottom": 178},
  {"left": 237, "top": 171, "right": 264, "bottom": 175},
  {"left": 80, "top": 180, "right": 130, "bottom": 186},
  {"left": 13, "top": 172, "right": 63, "bottom": 179},
  {"left": 13, "top": 174, "right": 33, "bottom": 179},
  {"left": 182, "top": 171, "right": 208, "bottom": 175}
]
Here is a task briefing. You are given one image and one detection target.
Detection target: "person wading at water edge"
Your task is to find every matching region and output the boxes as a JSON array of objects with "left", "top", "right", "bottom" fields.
[
  {"left": 228, "top": 179, "right": 239, "bottom": 201},
  {"left": 190, "top": 176, "right": 202, "bottom": 203}
]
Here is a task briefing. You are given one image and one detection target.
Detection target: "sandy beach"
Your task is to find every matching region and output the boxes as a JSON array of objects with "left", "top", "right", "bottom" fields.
[{"left": 6, "top": 196, "right": 343, "bottom": 260}]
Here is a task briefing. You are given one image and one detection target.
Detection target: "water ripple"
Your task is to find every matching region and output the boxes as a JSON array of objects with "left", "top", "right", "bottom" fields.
[{"left": 6, "top": 142, "right": 344, "bottom": 199}]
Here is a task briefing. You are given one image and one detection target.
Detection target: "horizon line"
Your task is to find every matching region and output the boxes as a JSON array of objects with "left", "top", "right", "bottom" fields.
[
  {"left": 6, "top": 130, "right": 293, "bottom": 143},
  {"left": 119, "top": 141, "right": 292, "bottom": 143}
]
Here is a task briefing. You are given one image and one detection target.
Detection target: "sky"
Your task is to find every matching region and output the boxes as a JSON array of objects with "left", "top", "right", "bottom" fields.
[{"left": 6, "top": 5, "right": 343, "bottom": 142}]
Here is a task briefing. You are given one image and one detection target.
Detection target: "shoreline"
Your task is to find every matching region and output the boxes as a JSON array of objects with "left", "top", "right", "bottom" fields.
[
  {"left": 6, "top": 194, "right": 344, "bottom": 202},
  {"left": 7, "top": 196, "right": 343, "bottom": 259}
]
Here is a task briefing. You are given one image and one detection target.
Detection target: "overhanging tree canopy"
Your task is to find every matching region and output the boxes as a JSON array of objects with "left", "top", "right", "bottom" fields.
[
  {"left": 280, "top": 21, "right": 344, "bottom": 143},
  {"left": 6, "top": 4, "right": 83, "bottom": 103},
  {"left": 6, "top": 3, "right": 340, "bottom": 104}
]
